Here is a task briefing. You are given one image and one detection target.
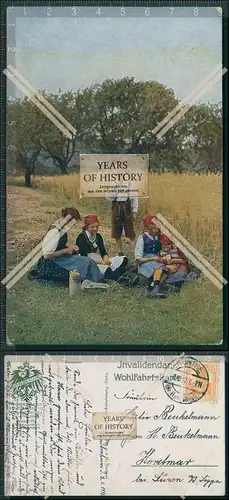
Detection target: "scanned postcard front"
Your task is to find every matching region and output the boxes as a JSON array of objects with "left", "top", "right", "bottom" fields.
[{"left": 5, "top": 354, "right": 225, "bottom": 496}]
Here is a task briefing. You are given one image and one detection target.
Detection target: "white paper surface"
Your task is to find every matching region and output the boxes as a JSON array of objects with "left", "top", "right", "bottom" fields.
[{"left": 88, "top": 253, "right": 124, "bottom": 274}]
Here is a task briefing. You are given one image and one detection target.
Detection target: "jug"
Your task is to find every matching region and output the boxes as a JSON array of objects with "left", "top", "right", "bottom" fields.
[{"left": 69, "top": 271, "right": 81, "bottom": 295}]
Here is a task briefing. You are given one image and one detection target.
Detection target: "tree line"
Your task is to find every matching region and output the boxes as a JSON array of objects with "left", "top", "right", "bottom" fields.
[{"left": 7, "top": 77, "right": 222, "bottom": 186}]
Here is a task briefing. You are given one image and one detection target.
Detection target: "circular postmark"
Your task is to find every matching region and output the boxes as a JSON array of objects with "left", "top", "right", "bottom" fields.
[{"left": 163, "top": 356, "right": 209, "bottom": 404}]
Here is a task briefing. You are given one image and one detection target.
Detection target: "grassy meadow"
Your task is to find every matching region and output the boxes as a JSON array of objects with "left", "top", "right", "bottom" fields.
[{"left": 6, "top": 172, "right": 223, "bottom": 346}]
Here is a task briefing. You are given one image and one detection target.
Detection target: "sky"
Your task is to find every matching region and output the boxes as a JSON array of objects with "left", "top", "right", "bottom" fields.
[{"left": 9, "top": 7, "right": 222, "bottom": 104}]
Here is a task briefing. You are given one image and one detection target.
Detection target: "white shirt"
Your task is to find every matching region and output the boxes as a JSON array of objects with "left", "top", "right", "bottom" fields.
[
  {"left": 107, "top": 196, "right": 138, "bottom": 213},
  {"left": 85, "top": 230, "right": 98, "bottom": 250},
  {"left": 42, "top": 226, "right": 61, "bottom": 255}
]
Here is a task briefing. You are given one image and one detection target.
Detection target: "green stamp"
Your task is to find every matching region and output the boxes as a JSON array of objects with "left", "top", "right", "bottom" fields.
[{"left": 10, "top": 361, "right": 43, "bottom": 403}]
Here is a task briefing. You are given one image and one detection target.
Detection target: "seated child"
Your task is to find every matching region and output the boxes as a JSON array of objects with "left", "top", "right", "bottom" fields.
[
  {"left": 160, "top": 235, "right": 200, "bottom": 283},
  {"left": 76, "top": 214, "right": 138, "bottom": 285},
  {"left": 156, "top": 233, "right": 189, "bottom": 292},
  {"left": 135, "top": 215, "right": 167, "bottom": 298},
  {"left": 160, "top": 233, "right": 188, "bottom": 273}
]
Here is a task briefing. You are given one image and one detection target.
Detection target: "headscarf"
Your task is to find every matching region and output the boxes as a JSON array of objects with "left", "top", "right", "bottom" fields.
[
  {"left": 83, "top": 214, "right": 100, "bottom": 230},
  {"left": 160, "top": 233, "right": 186, "bottom": 259},
  {"left": 160, "top": 233, "right": 172, "bottom": 245},
  {"left": 143, "top": 215, "right": 157, "bottom": 226}
]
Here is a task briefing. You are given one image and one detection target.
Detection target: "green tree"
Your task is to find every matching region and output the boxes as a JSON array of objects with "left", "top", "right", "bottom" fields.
[
  {"left": 36, "top": 90, "right": 79, "bottom": 174},
  {"left": 78, "top": 78, "right": 183, "bottom": 160},
  {"left": 8, "top": 98, "right": 42, "bottom": 186},
  {"left": 8, "top": 81, "right": 222, "bottom": 186},
  {"left": 181, "top": 102, "right": 222, "bottom": 173},
  {"left": 7, "top": 91, "right": 82, "bottom": 185}
]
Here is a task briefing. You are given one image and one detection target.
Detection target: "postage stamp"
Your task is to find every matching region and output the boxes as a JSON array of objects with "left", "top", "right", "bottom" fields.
[
  {"left": 162, "top": 356, "right": 213, "bottom": 404},
  {"left": 201, "top": 362, "right": 219, "bottom": 403},
  {"left": 92, "top": 412, "right": 137, "bottom": 440}
]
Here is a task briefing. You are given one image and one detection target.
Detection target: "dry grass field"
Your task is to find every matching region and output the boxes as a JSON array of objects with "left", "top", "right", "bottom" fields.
[{"left": 6, "top": 172, "right": 223, "bottom": 346}]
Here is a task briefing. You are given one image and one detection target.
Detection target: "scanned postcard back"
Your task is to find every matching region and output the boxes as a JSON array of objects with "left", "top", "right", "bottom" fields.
[{"left": 4, "top": 354, "right": 225, "bottom": 496}]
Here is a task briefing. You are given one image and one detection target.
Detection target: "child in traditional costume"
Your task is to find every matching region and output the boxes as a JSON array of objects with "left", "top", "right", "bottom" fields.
[
  {"left": 160, "top": 234, "right": 188, "bottom": 273},
  {"left": 76, "top": 214, "right": 136, "bottom": 283},
  {"left": 135, "top": 215, "right": 167, "bottom": 298},
  {"left": 29, "top": 207, "right": 101, "bottom": 285},
  {"left": 158, "top": 233, "right": 190, "bottom": 292}
]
